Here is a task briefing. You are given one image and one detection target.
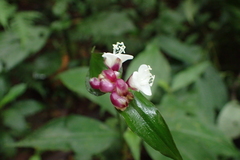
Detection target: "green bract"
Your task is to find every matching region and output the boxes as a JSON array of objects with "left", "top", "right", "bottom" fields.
[{"left": 119, "top": 91, "right": 182, "bottom": 160}]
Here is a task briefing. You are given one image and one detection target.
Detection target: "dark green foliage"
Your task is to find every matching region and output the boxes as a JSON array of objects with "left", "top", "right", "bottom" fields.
[{"left": 0, "top": 0, "right": 240, "bottom": 160}]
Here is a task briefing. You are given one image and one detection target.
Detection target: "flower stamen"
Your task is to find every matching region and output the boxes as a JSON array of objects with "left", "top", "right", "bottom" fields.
[{"left": 113, "top": 42, "right": 126, "bottom": 54}]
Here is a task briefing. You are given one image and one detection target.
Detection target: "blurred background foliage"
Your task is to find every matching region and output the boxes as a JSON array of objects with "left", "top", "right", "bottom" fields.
[{"left": 0, "top": 0, "right": 240, "bottom": 160}]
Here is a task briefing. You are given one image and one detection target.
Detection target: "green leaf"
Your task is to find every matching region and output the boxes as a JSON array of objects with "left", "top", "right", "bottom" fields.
[
  {"left": 123, "top": 129, "right": 141, "bottom": 160},
  {"left": 217, "top": 100, "right": 240, "bottom": 139},
  {"left": 0, "top": 0, "right": 16, "bottom": 27},
  {"left": 11, "top": 11, "right": 42, "bottom": 45},
  {"left": 156, "top": 8, "right": 185, "bottom": 35},
  {"left": 181, "top": 0, "right": 199, "bottom": 23},
  {"left": 52, "top": 0, "right": 68, "bottom": 16},
  {"left": 171, "top": 61, "right": 209, "bottom": 92},
  {"left": 195, "top": 65, "right": 228, "bottom": 122},
  {"left": 119, "top": 91, "right": 182, "bottom": 160},
  {"left": 58, "top": 67, "right": 116, "bottom": 115},
  {"left": 0, "top": 76, "right": 10, "bottom": 99},
  {"left": 195, "top": 65, "right": 228, "bottom": 110},
  {"left": 32, "top": 52, "right": 61, "bottom": 76},
  {"left": 2, "top": 100, "right": 43, "bottom": 132},
  {"left": 0, "top": 27, "right": 49, "bottom": 70},
  {"left": 0, "top": 83, "right": 27, "bottom": 108},
  {"left": 86, "top": 52, "right": 107, "bottom": 96},
  {"left": 13, "top": 115, "right": 117, "bottom": 159},
  {"left": 157, "top": 36, "right": 203, "bottom": 64},
  {"left": 125, "top": 43, "right": 171, "bottom": 96},
  {"left": 158, "top": 94, "right": 240, "bottom": 160},
  {"left": 0, "top": 132, "right": 16, "bottom": 158},
  {"left": 77, "top": 11, "right": 136, "bottom": 39}
]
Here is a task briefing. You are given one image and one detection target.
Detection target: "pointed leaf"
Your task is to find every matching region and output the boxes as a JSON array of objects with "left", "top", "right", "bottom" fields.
[
  {"left": 157, "top": 36, "right": 203, "bottom": 64},
  {"left": 119, "top": 91, "right": 182, "bottom": 160},
  {"left": 0, "top": 83, "right": 27, "bottom": 108},
  {"left": 158, "top": 94, "right": 240, "bottom": 159},
  {"left": 171, "top": 61, "right": 209, "bottom": 92}
]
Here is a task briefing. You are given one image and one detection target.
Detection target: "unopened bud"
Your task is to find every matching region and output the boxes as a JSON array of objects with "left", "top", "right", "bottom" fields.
[
  {"left": 110, "top": 92, "right": 129, "bottom": 111},
  {"left": 99, "top": 79, "right": 115, "bottom": 92},
  {"left": 101, "top": 69, "right": 117, "bottom": 82},
  {"left": 89, "top": 77, "right": 100, "bottom": 89},
  {"left": 115, "top": 79, "right": 129, "bottom": 95}
]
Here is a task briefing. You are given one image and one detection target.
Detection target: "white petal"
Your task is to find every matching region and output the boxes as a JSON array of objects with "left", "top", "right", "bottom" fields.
[
  {"left": 139, "top": 84, "right": 152, "bottom": 96},
  {"left": 102, "top": 52, "right": 118, "bottom": 68},
  {"left": 116, "top": 54, "right": 133, "bottom": 63},
  {"left": 138, "top": 64, "right": 149, "bottom": 73},
  {"left": 128, "top": 71, "right": 139, "bottom": 89},
  {"left": 128, "top": 64, "right": 155, "bottom": 96}
]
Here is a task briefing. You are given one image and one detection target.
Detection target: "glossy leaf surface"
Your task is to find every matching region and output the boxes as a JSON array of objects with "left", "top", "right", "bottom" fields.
[{"left": 119, "top": 91, "right": 182, "bottom": 160}]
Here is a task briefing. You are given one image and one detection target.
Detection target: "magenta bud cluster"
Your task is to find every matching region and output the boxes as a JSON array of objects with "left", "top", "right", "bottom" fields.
[
  {"left": 89, "top": 68, "right": 133, "bottom": 111},
  {"left": 89, "top": 42, "right": 154, "bottom": 110}
]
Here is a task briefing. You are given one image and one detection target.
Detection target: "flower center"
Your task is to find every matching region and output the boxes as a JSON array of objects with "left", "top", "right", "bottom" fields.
[
  {"left": 113, "top": 42, "right": 126, "bottom": 54},
  {"left": 140, "top": 65, "right": 155, "bottom": 86}
]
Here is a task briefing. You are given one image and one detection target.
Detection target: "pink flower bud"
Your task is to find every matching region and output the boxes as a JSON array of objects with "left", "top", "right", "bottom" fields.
[
  {"left": 110, "top": 92, "right": 129, "bottom": 110},
  {"left": 99, "top": 79, "right": 115, "bottom": 92},
  {"left": 89, "top": 77, "right": 100, "bottom": 89},
  {"left": 115, "top": 79, "right": 129, "bottom": 95},
  {"left": 101, "top": 69, "right": 117, "bottom": 82}
]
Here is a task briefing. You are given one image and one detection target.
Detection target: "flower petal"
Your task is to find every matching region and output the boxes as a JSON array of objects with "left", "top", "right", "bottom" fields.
[
  {"left": 127, "top": 64, "right": 155, "bottom": 96},
  {"left": 102, "top": 52, "right": 119, "bottom": 69},
  {"left": 138, "top": 84, "right": 152, "bottom": 96},
  {"left": 116, "top": 54, "right": 133, "bottom": 63}
]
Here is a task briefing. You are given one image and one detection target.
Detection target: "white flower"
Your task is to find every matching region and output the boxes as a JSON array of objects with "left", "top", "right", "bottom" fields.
[
  {"left": 102, "top": 42, "right": 133, "bottom": 71},
  {"left": 127, "top": 64, "right": 155, "bottom": 96}
]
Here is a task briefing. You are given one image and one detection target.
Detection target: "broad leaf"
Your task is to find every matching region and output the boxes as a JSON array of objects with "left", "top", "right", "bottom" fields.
[
  {"left": 171, "top": 61, "right": 209, "bottom": 92},
  {"left": 156, "top": 94, "right": 240, "bottom": 160},
  {"left": 0, "top": 0, "right": 16, "bottom": 27},
  {"left": 0, "top": 132, "right": 16, "bottom": 158},
  {"left": 157, "top": 36, "right": 203, "bottom": 64},
  {"left": 77, "top": 11, "right": 136, "bottom": 40},
  {"left": 0, "top": 27, "right": 49, "bottom": 70},
  {"left": 58, "top": 67, "right": 116, "bottom": 115},
  {"left": 119, "top": 91, "right": 182, "bottom": 160},
  {"left": 195, "top": 65, "right": 228, "bottom": 110},
  {"left": 13, "top": 115, "right": 117, "bottom": 159},
  {"left": 2, "top": 100, "right": 43, "bottom": 132},
  {"left": 217, "top": 100, "right": 240, "bottom": 139}
]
